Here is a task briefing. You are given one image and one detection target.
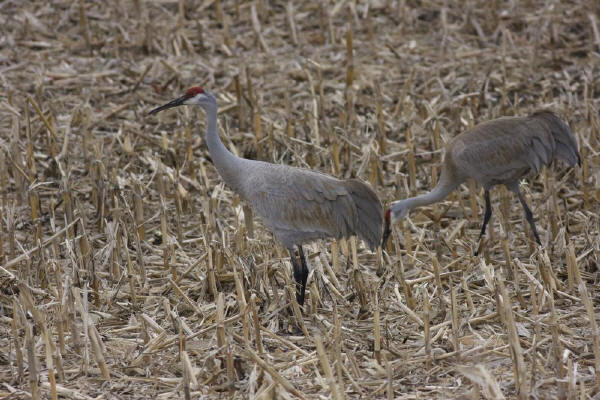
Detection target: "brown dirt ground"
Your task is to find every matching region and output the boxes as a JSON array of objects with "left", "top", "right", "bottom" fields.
[{"left": 1, "top": 0, "right": 599, "bottom": 399}]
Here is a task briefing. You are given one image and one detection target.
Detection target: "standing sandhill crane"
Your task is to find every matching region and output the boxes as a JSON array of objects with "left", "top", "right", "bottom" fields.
[
  {"left": 149, "top": 87, "right": 383, "bottom": 306},
  {"left": 381, "top": 110, "right": 580, "bottom": 251}
]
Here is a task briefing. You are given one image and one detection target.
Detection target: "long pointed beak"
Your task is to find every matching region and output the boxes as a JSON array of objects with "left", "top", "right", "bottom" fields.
[
  {"left": 381, "top": 219, "right": 391, "bottom": 249},
  {"left": 148, "top": 96, "right": 187, "bottom": 115}
]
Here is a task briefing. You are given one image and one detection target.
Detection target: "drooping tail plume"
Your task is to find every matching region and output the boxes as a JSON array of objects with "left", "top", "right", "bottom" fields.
[
  {"left": 530, "top": 110, "right": 580, "bottom": 167},
  {"left": 344, "top": 179, "right": 383, "bottom": 250}
]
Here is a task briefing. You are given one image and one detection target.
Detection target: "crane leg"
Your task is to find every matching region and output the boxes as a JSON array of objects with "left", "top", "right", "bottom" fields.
[
  {"left": 297, "top": 246, "right": 309, "bottom": 306},
  {"left": 288, "top": 247, "right": 308, "bottom": 306},
  {"left": 516, "top": 189, "right": 542, "bottom": 246},
  {"left": 478, "top": 190, "right": 493, "bottom": 240},
  {"left": 474, "top": 190, "right": 493, "bottom": 256}
]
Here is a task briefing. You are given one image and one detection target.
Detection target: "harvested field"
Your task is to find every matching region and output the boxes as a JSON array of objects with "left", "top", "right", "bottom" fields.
[{"left": 1, "top": 0, "right": 600, "bottom": 398}]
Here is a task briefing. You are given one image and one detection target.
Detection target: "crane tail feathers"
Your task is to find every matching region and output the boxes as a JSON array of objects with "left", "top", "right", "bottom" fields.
[
  {"left": 554, "top": 141, "right": 580, "bottom": 167},
  {"left": 530, "top": 110, "right": 580, "bottom": 168},
  {"left": 344, "top": 179, "right": 383, "bottom": 250}
]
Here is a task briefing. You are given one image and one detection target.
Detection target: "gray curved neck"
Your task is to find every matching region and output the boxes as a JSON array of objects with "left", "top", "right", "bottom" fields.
[
  {"left": 203, "top": 101, "right": 244, "bottom": 190},
  {"left": 400, "top": 178, "right": 456, "bottom": 212}
]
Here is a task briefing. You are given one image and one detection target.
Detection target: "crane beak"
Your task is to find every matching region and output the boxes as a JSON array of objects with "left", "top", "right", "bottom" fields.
[{"left": 148, "top": 96, "right": 187, "bottom": 115}]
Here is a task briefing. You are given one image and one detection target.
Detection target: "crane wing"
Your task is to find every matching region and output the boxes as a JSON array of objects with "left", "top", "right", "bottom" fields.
[
  {"left": 449, "top": 116, "right": 558, "bottom": 187},
  {"left": 246, "top": 166, "right": 356, "bottom": 239},
  {"left": 241, "top": 163, "right": 381, "bottom": 249}
]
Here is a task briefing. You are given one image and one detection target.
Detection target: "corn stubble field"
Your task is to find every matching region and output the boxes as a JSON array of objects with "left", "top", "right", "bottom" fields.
[{"left": 1, "top": 0, "right": 599, "bottom": 399}]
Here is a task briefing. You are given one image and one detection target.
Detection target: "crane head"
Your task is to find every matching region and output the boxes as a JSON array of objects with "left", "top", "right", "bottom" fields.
[
  {"left": 381, "top": 209, "right": 392, "bottom": 248},
  {"left": 381, "top": 202, "right": 410, "bottom": 248},
  {"left": 148, "top": 86, "right": 211, "bottom": 115}
]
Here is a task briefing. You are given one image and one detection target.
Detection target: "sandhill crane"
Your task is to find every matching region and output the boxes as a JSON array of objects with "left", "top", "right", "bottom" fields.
[
  {"left": 149, "top": 87, "right": 383, "bottom": 306},
  {"left": 382, "top": 110, "right": 580, "bottom": 251}
]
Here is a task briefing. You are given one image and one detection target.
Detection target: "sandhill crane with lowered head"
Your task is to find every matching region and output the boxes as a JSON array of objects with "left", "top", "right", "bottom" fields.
[
  {"left": 382, "top": 110, "right": 580, "bottom": 251},
  {"left": 149, "top": 87, "right": 383, "bottom": 306}
]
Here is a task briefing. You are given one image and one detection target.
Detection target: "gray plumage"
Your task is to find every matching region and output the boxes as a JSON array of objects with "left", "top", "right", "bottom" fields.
[
  {"left": 382, "top": 110, "right": 580, "bottom": 250},
  {"left": 449, "top": 110, "right": 580, "bottom": 188},
  {"left": 241, "top": 162, "right": 382, "bottom": 250},
  {"left": 149, "top": 87, "right": 383, "bottom": 305}
]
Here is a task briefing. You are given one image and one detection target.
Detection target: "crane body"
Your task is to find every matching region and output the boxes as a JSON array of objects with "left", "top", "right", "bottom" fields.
[
  {"left": 382, "top": 110, "right": 580, "bottom": 250},
  {"left": 150, "top": 87, "right": 383, "bottom": 306}
]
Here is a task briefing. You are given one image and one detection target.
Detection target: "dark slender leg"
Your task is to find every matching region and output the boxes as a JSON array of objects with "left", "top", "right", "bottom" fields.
[
  {"left": 516, "top": 188, "right": 542, "bottom": 245},
  {"left": 288, "top": 247, "right": 306, "bottom": 306},
  {"left": 297, "top": 246, "right": 309, "bottom": 305},
  {"left": 478, "top": 189, "right": 493, "bottom": 240},
  {"left": 474, "top": 190, "right": 493, "bottom": 256}
]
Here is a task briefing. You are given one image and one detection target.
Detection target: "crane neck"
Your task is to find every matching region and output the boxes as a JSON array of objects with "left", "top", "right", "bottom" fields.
[
  {"left": 397, "top": 175, "right": 457, "bottom": 214},
  {"left": 202, "top": 101, "right": 244, "bottom": 191}
]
